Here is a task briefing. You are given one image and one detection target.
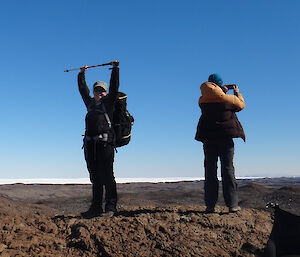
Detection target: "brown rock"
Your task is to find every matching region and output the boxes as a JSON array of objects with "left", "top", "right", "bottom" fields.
[{"left": 0, "top": 243, "right": 8, "bottom": 253}]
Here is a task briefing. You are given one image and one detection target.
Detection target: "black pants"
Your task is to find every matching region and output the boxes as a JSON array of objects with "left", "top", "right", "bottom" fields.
[
  {"left": 203, "top": 138, "right": 238, "bottom": 208},
  {"left": 84, "top": 141, "right": 117, "bottom": 211}
]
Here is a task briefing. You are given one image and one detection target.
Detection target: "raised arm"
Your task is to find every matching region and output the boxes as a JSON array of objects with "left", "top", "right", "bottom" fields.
[
  {"left": 108, "top": 62, "right": 120, "bottom": 101},
  {"left": 222, "top": 91, "right": 245, "bottom": 111},
  {"left": 199, "top": 82, "right": 245, "bottom": 111},
  {"left": 78, "top": 68, "right": 92, "bottom": 108}
]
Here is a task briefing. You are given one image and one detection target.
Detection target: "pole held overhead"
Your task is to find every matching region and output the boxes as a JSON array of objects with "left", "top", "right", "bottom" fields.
[{"left": 64, "top": 61, "right": 119, "bottom": 72}]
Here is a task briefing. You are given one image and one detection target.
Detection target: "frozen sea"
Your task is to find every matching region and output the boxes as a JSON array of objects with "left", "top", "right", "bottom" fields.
[{"left": 0, "top": 177, "right": 264, "bottom": 185}]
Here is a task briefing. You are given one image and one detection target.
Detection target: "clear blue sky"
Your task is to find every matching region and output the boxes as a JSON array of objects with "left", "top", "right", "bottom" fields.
[{"left": 1, "top": 0, "right": 299, "bottom": 179}]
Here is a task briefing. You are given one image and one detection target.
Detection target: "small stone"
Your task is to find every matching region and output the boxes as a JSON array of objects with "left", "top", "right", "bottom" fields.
[
  {"left": 180, "top": 215, "right": 192, "bottom": 222},
  {"left": 0, "top": 243, "right": 8, "bottom": 252}
]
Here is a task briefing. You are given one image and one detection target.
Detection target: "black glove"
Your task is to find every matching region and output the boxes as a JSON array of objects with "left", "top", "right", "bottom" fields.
[{"left": 111, "top": 60, "right": 119, "bottom": 68}]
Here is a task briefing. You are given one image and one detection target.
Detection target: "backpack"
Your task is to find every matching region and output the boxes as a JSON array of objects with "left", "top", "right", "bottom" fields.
[
  {"left": 112, "top": 92, "right": 134, "bottom": 147},
  {"left": 264, "top": 204, "right": 300, "bottom": 257}
]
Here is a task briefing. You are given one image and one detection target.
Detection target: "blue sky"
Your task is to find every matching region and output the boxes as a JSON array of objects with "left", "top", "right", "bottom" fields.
[{"left": 1, "top": 0, "right": 299, "bottom": 179}]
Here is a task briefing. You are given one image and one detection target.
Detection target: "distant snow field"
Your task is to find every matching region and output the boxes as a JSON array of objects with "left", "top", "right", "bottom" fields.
[{"left": 0, "top": 177, "right": 264, "bottom": 185}]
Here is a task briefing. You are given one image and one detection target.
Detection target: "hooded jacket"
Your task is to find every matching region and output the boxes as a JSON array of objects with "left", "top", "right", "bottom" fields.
[{"left": 195, "top": 82, "right": 246, "bottom": 142}]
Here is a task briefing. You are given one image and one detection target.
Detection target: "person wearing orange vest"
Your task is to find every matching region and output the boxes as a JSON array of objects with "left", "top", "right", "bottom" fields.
[{"left": 195, "top": 73, "right": 245, "bottom": 213}]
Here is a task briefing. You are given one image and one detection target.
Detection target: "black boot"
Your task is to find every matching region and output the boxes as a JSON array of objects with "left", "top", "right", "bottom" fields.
[
  {"left": 81, "top": 183, "right": 103, "bottom": 219},
  {"left": 81, "top": 204, "right": 103, "bottom": 219},
  {"left": 102, "top": 180, "right": 117, "bottom": 217}
]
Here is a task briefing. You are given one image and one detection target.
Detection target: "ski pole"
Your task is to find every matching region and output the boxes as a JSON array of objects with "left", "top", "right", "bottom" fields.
[{"left": 64, "top": 61, "right": 119, "bottom": 72}]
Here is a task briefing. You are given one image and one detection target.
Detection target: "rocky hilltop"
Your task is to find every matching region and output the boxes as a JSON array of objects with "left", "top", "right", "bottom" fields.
[
  {"left": 0, "top": 197, "right": 272, "bottom": 257},
  {"left": 1, "top": 178, "right": 299, "bottom": 256}
]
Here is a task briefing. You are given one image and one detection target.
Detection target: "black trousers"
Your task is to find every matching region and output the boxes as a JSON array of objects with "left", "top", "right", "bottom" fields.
[
  {"left": 203, "top": 138, "right": 238, "bottom": 208},
  {"left": 84, "top": 141, "right": 117, "bottom": 211}
]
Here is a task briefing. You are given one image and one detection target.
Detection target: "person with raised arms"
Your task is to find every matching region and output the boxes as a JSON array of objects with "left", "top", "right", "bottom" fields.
[{"left": 78, "top": 61, "right": 119, "bottom": 218}]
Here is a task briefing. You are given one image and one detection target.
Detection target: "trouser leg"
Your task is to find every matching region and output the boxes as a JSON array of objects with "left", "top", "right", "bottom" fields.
[
  {"left": 203, "top": 141, "right": 219, "bottom": 208},
  {"left": 96, "top": 144, "right": 117, "bottom": 212},
  {"left": 91, "top": 175, "right": 103, "bottom": 207},
  {"left": 84, "top": 141, "right": 102, "bottom": 207},
  {"left": 219, "top": 139, "right": 238, "bottom": 208},
  {"left": 104, "top": 176, "right": 117, "bottom": 212}
]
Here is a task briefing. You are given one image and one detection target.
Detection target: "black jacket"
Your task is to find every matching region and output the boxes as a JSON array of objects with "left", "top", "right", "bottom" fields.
[
  {"left": 195, "top": 82, "right": 245, "bottom": 142},
  {"left": 78, "top": 67, "right": 119, "bottom": 137}
]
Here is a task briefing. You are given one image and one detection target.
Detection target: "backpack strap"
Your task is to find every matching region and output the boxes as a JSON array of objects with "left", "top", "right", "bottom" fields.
[
  {"left": 104, "top": 113, "right": 112, "bottom": 129},
  {"left": 100, "top": 102, "right": 112, "bottom": 129}
]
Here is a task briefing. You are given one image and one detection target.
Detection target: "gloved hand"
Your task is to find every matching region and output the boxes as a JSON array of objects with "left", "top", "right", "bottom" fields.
[
  {"left": 80, "top": 65, "right": 88, "bottom": 72},
  {"left": 111, "top": 60, "right": 119, "bottom": 67}
]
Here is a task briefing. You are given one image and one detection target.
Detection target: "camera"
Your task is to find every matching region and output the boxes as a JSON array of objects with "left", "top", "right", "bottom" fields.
[{"left": 225, "top": 84, "right": 236, "bottom": 90}]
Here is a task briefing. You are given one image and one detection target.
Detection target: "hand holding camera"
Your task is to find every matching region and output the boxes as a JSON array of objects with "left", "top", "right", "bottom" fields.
[
  {"left": 233, "top": 85, "right": 239, "bottom": 94},
  {"left": 224, "top": 84, "right": 239, "bottom": 95}
]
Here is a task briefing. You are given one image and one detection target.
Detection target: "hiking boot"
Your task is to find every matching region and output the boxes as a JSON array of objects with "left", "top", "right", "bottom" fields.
[
  {"left": 205, "top": 206, "right": 215, "bottom": 213},
  {"left": 229, "top": 206, "right": 241, "bottom": 213},
  {"left": 102, "top": 205, "right": 117, "bottom": 218},
  {"left": 81, "top": 205, "right": 103, "bottom": 219},
  {"left": 101, "top": 210, "right": 116, "bottom": 218}
]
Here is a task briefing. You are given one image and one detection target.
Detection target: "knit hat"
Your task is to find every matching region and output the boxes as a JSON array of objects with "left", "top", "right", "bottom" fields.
[
  {"left": 208, "top": 73, "right": 223, "bottom": 87},
  {"left": 93, "top": 81, "right": 107, "bottom": 92}
]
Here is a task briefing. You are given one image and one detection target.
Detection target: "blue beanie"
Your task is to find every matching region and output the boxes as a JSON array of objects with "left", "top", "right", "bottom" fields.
[{"left": 208, "top": 73, "right": 223, "bottom": 86}]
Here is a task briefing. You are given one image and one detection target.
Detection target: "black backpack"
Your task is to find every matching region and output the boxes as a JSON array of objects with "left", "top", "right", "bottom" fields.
[
  {"left": 112, "top": 92, "right": 134, "bottom": 147},
  {"left": 264, "top": 204, "right": 300, "bottom": 257}
]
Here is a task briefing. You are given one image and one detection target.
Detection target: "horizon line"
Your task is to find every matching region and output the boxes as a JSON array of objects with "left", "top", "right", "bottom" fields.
[{"left": 0, "top": 176, "right": 278, "bottom": 185}]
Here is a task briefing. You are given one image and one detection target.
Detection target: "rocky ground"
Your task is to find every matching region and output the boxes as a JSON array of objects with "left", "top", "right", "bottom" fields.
[{"left": 0, "top": 177, "right": 299, "bottom": 256}]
